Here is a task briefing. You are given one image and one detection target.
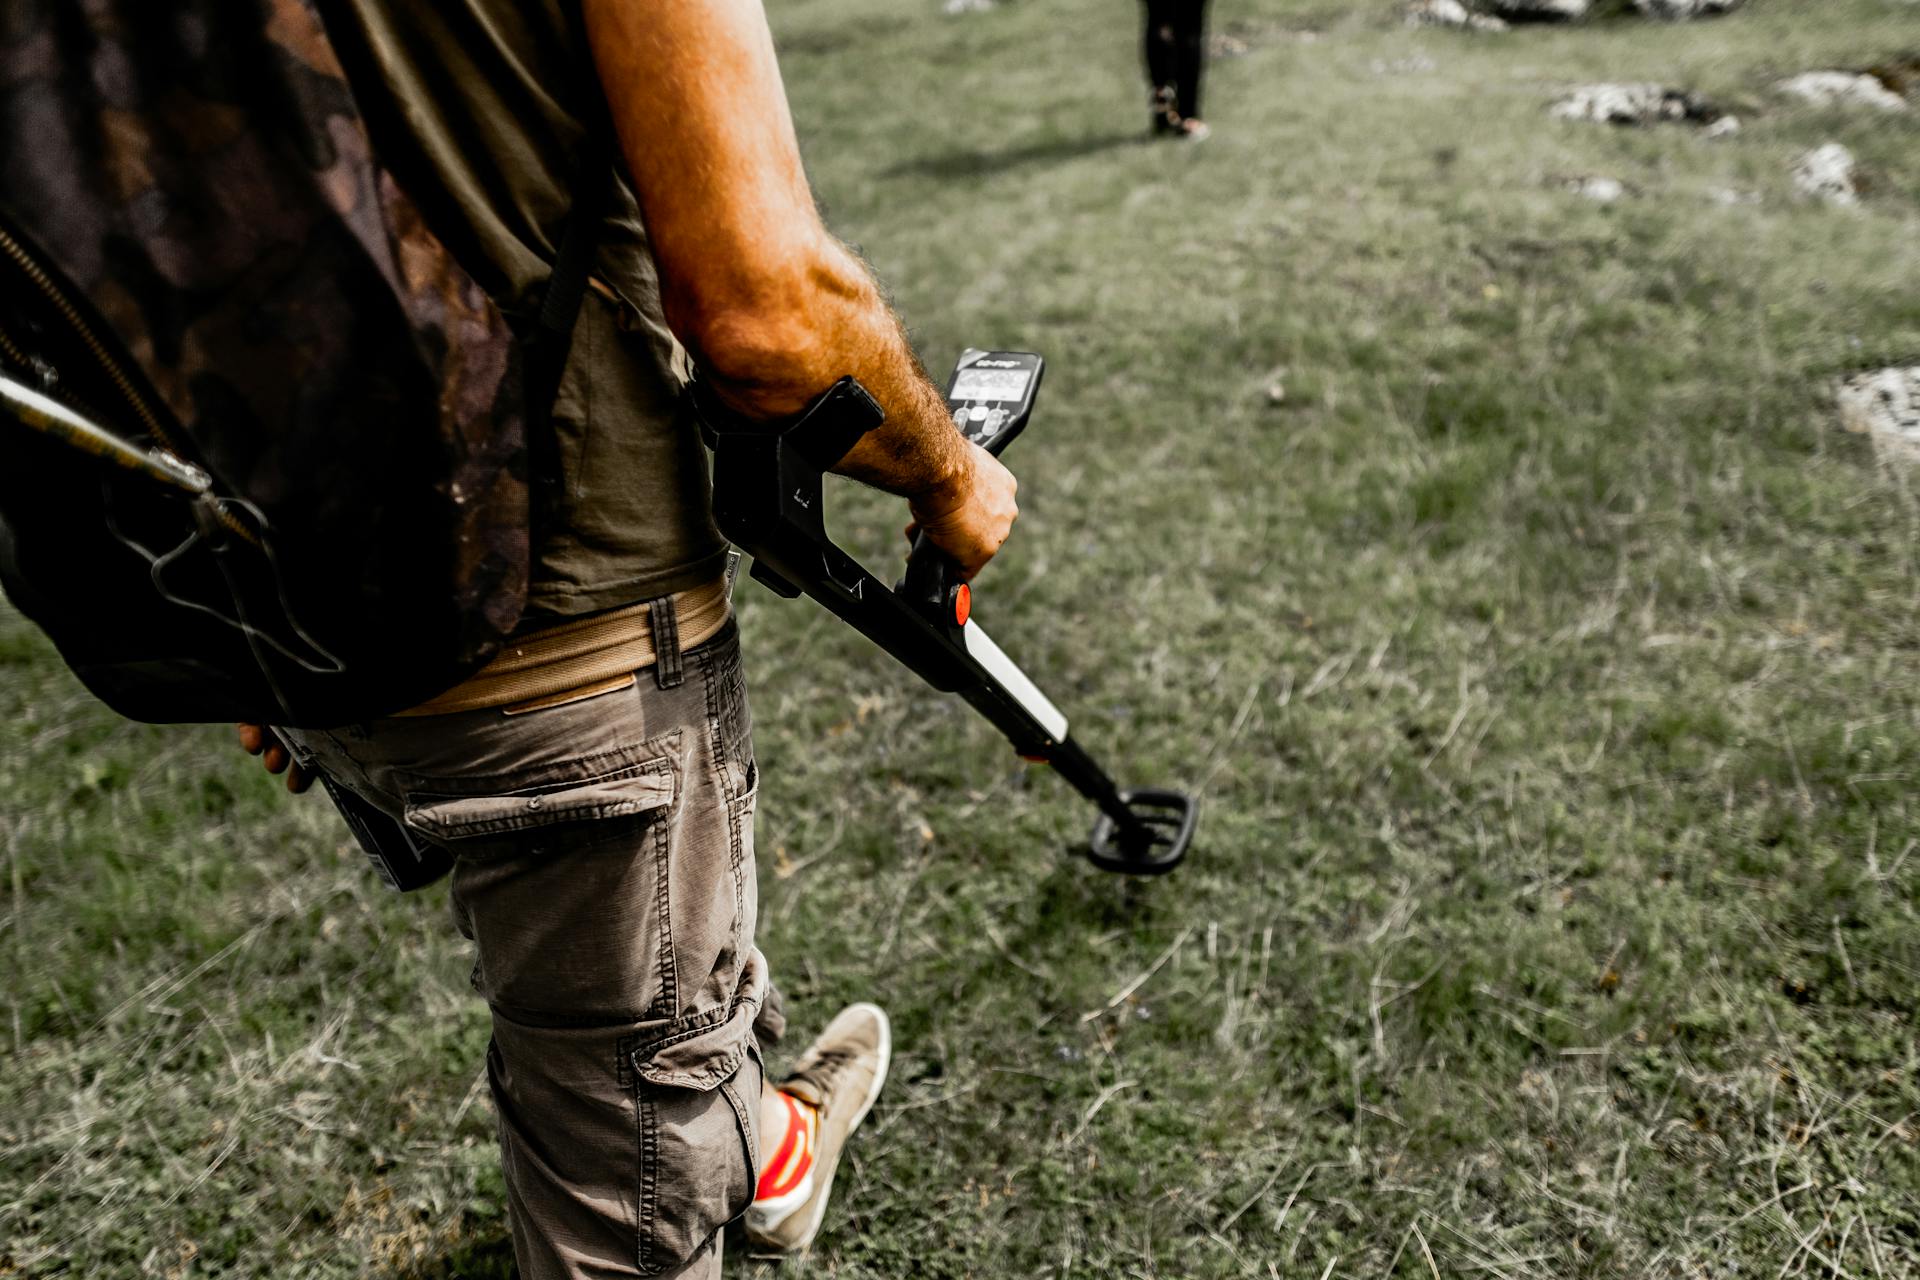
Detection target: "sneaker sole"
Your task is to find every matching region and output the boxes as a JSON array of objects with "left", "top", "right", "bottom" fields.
[{"left": 746, "top": 1003, "right": 891, "bottom": 1252}]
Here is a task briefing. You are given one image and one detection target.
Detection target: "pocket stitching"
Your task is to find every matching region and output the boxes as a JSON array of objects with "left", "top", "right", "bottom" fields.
[
  {"left": 636, "top": 1083, "right": 661, "bottom": 1274},
  {"left": 647, "top": 774, "right": 677, "bottom": 1021},
  {"left": 723, "top": 763, "right": 755, "bottom": 969}
]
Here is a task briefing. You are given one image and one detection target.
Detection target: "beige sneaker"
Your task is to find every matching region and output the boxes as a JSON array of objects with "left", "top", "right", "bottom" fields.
[{"left": 744, "top": 1002, "right": 891, "bottom": 1252}]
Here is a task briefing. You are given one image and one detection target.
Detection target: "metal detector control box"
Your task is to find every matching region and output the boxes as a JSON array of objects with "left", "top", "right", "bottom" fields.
[
  {"left": 946, "top": 348, "right": 1043, "bottom": 453},
  {"left": 694, "top": 351, "right": 1196, "bottom": 875}
]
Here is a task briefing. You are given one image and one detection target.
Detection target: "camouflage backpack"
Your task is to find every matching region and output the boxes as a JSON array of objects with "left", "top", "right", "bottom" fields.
[{"left": 0, "top": 0, "right": 604, "bottom": 726}]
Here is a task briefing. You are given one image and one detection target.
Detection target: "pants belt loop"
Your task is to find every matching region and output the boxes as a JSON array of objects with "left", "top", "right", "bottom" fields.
[{"left": 648, "top": 594, "right": 685, "bottom": 690}]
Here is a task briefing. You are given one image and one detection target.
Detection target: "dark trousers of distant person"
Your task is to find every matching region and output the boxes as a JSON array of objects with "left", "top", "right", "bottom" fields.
[{"left": 1142, "top": 0, "right": 1211, "bottom": 130}]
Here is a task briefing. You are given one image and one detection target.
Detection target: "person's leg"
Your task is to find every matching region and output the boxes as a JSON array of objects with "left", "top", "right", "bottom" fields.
[
  {"left": 1174, "top": 0, "right": 1211, "bottom": 124},
  {"left": 287, "top": 623, "right": 769, "bottom": 1279},
  {"left": 1143, "top": 0, "right": 1181, "bottom": 130}
]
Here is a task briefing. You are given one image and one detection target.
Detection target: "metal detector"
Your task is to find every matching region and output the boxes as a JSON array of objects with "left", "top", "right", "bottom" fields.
[{"left": 694, "top": 350, "right": 1196, "bottom": 875}]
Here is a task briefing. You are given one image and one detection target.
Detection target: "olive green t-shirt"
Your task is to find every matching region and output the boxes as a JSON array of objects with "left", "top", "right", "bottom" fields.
[{"left": 326, "top": 0, "right": 728, "bottom": 621}]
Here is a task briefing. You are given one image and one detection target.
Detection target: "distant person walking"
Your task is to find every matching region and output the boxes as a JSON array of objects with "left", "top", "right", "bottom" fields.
[{"left": 1142, "top": 0, "right": 1212, "bottom": 139}]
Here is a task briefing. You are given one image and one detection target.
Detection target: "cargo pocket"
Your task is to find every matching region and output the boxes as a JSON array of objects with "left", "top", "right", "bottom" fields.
[
  {"left": 628, "top": 1000, "right": 764, "bottom": 1275},
  {"left": 401, "top": 749, "right": 676, "bottom": 845}
]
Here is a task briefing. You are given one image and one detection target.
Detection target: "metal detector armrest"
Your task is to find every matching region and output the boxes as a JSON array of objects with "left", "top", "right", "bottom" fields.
[{"left": 691, "top": 376, "right": 984, "bottom": 696}]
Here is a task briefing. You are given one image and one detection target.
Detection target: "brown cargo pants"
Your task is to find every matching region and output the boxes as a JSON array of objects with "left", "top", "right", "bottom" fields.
[{"left": 284, "top": 621, "right": 780, "bottom": 1279}]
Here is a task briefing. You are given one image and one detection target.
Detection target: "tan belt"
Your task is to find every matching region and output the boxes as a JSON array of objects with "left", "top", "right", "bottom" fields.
[{"left": 398, "top": 575, "right": 732, "bottom": 717}]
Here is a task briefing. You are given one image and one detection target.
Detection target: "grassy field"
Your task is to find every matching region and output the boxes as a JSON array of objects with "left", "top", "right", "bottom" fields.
[{"left": 5, "top": 0, "right": 1920, "bottom": 1275}]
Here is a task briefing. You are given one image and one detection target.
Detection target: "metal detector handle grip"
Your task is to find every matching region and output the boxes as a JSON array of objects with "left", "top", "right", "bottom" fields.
[
  {"left": 897, "top": 407, "right": 1025, "bottom": 627},
  {"left": 899, "top": 530, "right": 968, "bottom": 631}
]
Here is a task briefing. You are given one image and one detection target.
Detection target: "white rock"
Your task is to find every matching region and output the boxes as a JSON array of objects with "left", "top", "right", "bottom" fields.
[
  {"left": 1563, "top": 175, "right": 1628, "bottom": 202},
  {"left": 1488, "top": 0, "right": 1589, "bottom": 19},
  {"left": 942, "top": 0, "right": 994, "bottom": 12},
  {"left": 1777, "top": 71, "right": 1909, "bottom": 112},
  {"left": 1406, "top": 0, "right": 1510, "bottom": 32},
  {"left": 1550, "top": 83, "right": 1718, "bottom": 126},
  {"left": 1634, "top": 0, "right": 1744, "bottom": 16},
  {"left": 1702, "top": 114, "right": 1741, "bottom": 138},
  {"left": 1791, "top": 142, "right": 1860, "bottom": 206},
  {"left": 1836, "top": 367, "right": 1920, "bottom": 461},
  {"left": 1707, "top": 187, "right": 1760, "bottom": 206}
]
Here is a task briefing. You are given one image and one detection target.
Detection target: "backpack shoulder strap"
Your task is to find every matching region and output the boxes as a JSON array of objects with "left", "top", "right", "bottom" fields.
[
  {"left": 527, "top": 109, "right": 616, "bottom": 420},
  {"left": 523, "top": 108, "right": 616, "bottom": 514}
]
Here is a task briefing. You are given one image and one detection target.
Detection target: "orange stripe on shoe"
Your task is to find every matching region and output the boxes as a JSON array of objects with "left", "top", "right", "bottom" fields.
[
  {"left": 764, "top": 1098, "right": 815, "bottom": 1199},
  {"left": 755, "top": 1092, "right": 816, "bottom": 1202},
  {"left": 754, "top": 1100, "right": 802, "bottom": 1202}
]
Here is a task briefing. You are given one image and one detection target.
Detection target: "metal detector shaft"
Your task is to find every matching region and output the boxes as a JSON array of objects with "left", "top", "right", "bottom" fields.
[
  {"left": 695, "top": 375, "right": 1193, "bottom": 874},
  {"left": 0, "top": 372, "right": 212, "bottom": 495}
]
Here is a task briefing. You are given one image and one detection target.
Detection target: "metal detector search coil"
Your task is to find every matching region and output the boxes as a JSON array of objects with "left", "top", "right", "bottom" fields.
[{"left": 694, "top": 350, "right": 1196, "bottom": 875}]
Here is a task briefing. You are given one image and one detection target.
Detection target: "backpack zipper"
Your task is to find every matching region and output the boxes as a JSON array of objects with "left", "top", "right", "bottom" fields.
[
  {"left": 0, "top": 319, "right": 28, "bottom": 372},
  {"left": 0, "top": 221, "right": 180, "bottom": 454},
  {"left": 0, "top": 221, "right": 257, "bottom": 545}
]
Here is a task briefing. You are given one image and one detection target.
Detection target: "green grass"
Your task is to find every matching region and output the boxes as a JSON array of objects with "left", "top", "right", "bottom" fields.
[{"left": 5, "top": 0, "right": 1920, "bottom": 1275}]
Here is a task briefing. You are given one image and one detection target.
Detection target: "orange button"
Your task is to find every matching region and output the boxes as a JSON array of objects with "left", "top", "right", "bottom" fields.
[{"left": 953, "top": 582, "right": 972, "bottom": 626}]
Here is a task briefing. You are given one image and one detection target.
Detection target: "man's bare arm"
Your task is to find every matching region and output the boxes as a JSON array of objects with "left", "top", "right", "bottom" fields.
[{"left": 580, "top": 0, "right": 1016, "bottom": 578}]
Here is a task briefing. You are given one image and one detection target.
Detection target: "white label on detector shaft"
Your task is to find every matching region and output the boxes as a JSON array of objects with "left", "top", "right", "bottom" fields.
[{"left": 960, "top": 621, "right": 1069, "bottom": 745}]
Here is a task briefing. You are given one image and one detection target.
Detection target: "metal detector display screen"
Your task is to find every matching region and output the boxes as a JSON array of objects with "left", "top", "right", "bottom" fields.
[{"left": 950, "top": 367, "right": 1032, "bottom": 403}]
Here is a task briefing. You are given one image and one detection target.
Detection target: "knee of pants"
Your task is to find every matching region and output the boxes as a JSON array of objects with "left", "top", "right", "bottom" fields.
[{"left": 490, "top": 1005, "right": 764, "bottom": 1277}]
